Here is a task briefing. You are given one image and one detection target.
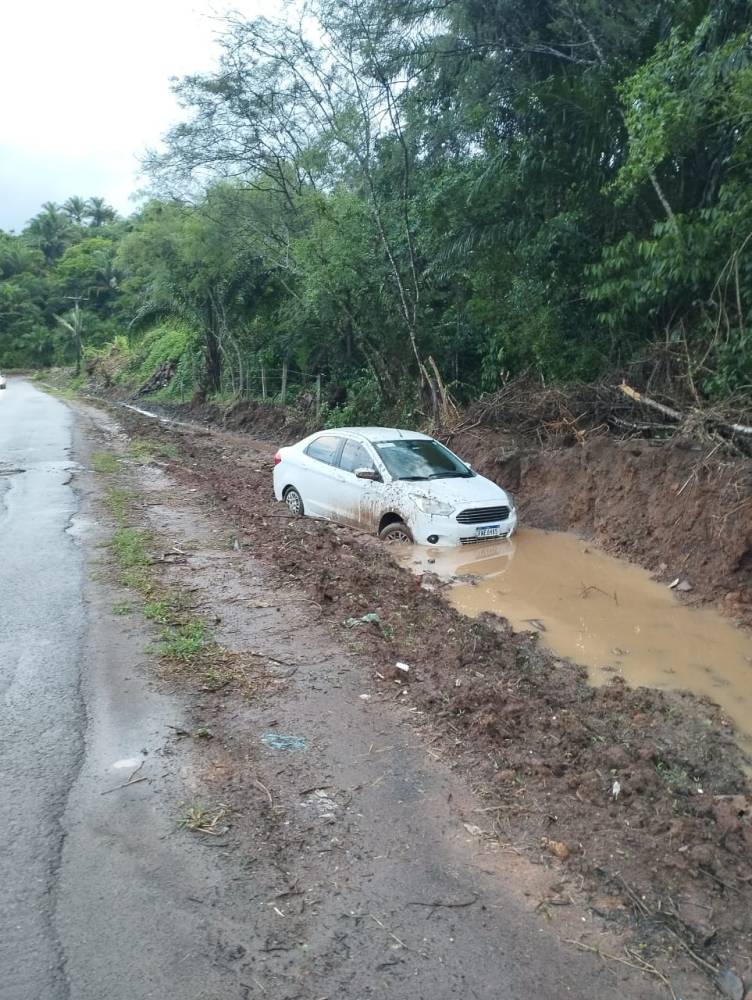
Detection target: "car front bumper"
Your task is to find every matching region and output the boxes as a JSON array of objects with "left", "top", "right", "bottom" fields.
[{"left": 409, "top": 508, "right": 518, "bottom": 546}]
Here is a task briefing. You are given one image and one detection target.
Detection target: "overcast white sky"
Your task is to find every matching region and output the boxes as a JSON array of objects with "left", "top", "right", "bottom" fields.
[{"left": 0, "top": 0, "right": 277, "bottom": 231}]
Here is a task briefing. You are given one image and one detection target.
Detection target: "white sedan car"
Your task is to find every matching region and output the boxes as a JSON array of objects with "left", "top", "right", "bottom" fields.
[{"left": 273, "top": 427, "right": 517, "bottom": 546}]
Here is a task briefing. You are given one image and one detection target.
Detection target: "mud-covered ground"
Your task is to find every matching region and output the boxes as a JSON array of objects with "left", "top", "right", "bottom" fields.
[
  {"left": 126, "top": 394, "right": 752, "bottom": 618},
  {"left": 96, "top": 399, "right": 752, "bottom": 996}
]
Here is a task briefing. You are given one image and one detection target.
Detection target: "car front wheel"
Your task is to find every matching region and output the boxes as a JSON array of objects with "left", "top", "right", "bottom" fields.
[
  {"left": 284, "top": 487, "right": 304, "bottom": 517},
  {"left": 379, "top": 521, "right": 413, "bottom": 544}
]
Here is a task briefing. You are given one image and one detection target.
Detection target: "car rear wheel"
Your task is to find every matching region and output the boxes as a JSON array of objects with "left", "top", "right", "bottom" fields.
[
  {"left": 379, "top": 521, "right": 413, "bottom": 544},
  {"left": 284, "top": 487, "right": 304, "bottom": 517}
]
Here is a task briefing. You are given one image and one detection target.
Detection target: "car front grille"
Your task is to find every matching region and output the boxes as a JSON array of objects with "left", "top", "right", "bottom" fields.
[
  {"left": 456, "top": 505, "right": 510, "bottom": 524},
  {"left": 459, "top": 531, "right": 511, "bottom": 545}
]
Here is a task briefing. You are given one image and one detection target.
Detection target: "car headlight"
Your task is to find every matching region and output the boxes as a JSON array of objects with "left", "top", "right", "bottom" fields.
[
  {"left": 411, "top": 495, "right": 455, "bottom": 516},
  {"left": 505, "top": 492, "right": 515, "bottom": 511}
]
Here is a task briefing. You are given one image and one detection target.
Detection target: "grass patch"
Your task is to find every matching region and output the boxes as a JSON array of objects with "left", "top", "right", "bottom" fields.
[
  {"left": 127, "top": 438, "right": 155, "bottom": 463},
  {"left": 143, "top": 598, "right": 175, "bottom": 623},
  {"left": 120, "top": 568, "right": 153, "bottom": 595},
  {"left": 91, "top": 451, "right": 119, "bottom": 474},
  {"left": 111, "top": 525, "right": 153, "bottom": 595},
  {"left": 655, "top": 760, "right": 694, "bottom": 794},
  {"left": 155, "top": 441, "right": 179, "bottom": 459},
  {"left": 159, "top": 620, "right": 209, "bottom": 662},
  {"left": 112, "top": 600, "right": 133, "bottom": 616},
  {"left": 105, "top": 487, "right": 132, "bottom": 524},
  {"left": 112, "top": 526, "right": 151, "bottom": 569}
]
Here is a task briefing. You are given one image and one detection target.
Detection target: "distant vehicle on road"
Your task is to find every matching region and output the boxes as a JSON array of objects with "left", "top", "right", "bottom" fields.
[
  {"left": 273, "top": 427, "right": 517, "bottom": 546},
  {"left": 0, "top": 373, "right": 6, "bottom": 389}
]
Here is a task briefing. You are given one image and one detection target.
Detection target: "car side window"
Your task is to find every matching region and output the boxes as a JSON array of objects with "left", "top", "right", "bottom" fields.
[
  {"left": 339, "top": 439, "right": 373, "bottom": 474},
  {"left": 305, "top": 434, "right": 343, "bottom": 466}
]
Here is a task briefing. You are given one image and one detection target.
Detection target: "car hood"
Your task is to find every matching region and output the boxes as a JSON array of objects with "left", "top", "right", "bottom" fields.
[{"left": 399, "top": 474, "right": 511, "bottom": 507}]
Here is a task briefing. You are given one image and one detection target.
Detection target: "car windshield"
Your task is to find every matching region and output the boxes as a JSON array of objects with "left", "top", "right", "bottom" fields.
[{"left": 373, "top": 439, "right": 472, "bottom": 480}]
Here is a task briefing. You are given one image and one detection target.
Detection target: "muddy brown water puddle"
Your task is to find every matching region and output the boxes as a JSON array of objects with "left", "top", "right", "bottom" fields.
[{"left": 402, "top": 528, "right": 752, "bottom": 749}]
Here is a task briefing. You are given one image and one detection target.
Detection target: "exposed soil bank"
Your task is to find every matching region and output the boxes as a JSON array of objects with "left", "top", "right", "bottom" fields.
[
  {"left": 449, "top": 428, "right": 752, "bottom": 617},
  {"left": 100, "top": 400, "right": 752, "bottom": 993},
  {"left": 108, "top": 391, "right": 752, "bottom": 620}
]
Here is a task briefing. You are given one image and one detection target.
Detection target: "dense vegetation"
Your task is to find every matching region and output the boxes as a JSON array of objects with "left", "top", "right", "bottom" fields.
[{"left": 2, "top": 0, "right": 751, "bottom": 421}]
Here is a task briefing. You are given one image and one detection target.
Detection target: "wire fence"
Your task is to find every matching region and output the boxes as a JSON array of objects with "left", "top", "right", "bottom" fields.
[{"left": 170, "top": 357, "right": 326, "bottom": 416}]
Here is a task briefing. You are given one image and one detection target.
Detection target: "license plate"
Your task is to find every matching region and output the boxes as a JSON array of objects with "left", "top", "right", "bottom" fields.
[{"left": 475, "top": 524, "right": 501, "bottom": 538}]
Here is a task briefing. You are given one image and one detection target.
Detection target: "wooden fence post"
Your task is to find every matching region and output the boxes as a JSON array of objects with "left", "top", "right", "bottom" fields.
[
  {"left": 315, "top": 374, "right": 322, "bottom": 420},
  {"left": 261, "top": 364, "right": 267, "bottom": 401},
  {"left": 281, "top": 358, "right": 288, "bottom": 404}
]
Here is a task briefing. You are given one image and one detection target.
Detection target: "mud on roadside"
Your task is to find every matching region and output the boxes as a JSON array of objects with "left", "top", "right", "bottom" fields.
[
  {"left": 93, "top": 400, "right": 752, "bottom": 993},
  {"left": 75, "top": 405, "right": 675, "bottom": 1000}
]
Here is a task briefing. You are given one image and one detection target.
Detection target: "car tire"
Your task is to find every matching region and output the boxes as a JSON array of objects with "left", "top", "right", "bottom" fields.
[
  {"left": 284, "top": 487, "right": 304, "bottom": 517},
  {"left": 379, "top": 521, "right": 413, "bottom": 544}
]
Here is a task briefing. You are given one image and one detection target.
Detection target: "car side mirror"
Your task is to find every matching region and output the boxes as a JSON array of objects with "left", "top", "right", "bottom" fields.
[{"left": 355, "top": 467, "right": 381, "bottom": 481}]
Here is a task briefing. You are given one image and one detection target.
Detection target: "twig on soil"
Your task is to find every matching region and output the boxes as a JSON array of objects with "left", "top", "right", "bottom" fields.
[
  {"left": 407, "top": 895, "right": 478, "bottom": 909},
  {"left": 254, "top": 779, "right": 273, "bottom": 807},
  {"left": 368, "top": 913, "right": 408, "bottom": 950},
  {"left": 101, "top": 762, "right": 147, "bottom": 795},
  {"left": 615, "top": 875, "right": 651, "bottom": 917},
  {"left": 696, "top": 866, "right": 740, "bottom": 893},
  {"left": 662, "top": 925, "right": 719, "bottom": 976},
  {"left": 565, "top": 939, "right": 676, "bottom": 998},
  {"left": 676, "top": 472, "right": 696, "bottom": 497},
  {"left": 100, "top": 776, "right": 148, "bottom": 795}
]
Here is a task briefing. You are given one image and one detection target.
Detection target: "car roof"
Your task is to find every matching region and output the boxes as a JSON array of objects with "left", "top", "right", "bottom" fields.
[{"left": 317, "top": 427, "right": 433, "bottom": 443}]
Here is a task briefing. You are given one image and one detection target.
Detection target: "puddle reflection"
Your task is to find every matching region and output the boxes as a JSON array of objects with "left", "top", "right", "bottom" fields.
[{"left": 402, "top": 528, "right": 752, "bottom": 747}]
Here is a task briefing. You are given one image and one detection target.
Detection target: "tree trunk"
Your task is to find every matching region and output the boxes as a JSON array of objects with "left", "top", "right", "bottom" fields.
[{"left": 194, "top": 305, "right": 222, "bottom": 403}]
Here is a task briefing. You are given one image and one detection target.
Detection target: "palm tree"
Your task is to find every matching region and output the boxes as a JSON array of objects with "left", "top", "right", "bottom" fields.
[
  {"left": 62, "top": 196, "right": 88, "bottom": 224},
  {"left": 86, "top": 197, "right": 117, "bottom": 227},
  {"left": 24, "top": 203, "right": 71, "bottom": 262}
]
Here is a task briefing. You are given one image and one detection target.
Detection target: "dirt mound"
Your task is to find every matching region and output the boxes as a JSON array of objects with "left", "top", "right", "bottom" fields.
[{"left": 112, "top": 404, "right": 752, "bottom": 982}]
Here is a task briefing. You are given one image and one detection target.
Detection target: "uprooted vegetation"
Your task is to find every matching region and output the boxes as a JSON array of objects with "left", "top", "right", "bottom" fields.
[{"left": 107, "top": 402, "right": 752, "bottom": 987}]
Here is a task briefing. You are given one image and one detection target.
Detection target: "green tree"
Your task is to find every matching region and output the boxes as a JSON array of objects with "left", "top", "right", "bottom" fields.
[{"left": 86, "top": 197, "right": 117, "bottom": 227}]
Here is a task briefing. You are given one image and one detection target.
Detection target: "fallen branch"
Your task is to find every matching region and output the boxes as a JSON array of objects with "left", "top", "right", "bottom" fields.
[
  {"left": 619, "top": 383, "right": 682, "bottom": 422},
  {"left": 619, "top": 382, "right": 752, "bottom": 437}
]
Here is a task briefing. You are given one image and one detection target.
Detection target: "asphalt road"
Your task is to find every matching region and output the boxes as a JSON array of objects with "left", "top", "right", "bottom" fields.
[
  {"left": 0, "top": 378, "right": 86, "bottom": 999},
  {"left": 0, "top": 380, "right": 241, "bottom": 1000}
]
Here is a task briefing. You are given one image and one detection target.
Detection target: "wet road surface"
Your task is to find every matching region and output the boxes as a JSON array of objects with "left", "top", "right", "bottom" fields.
[
  {"left": 0, "top": 380, "right": 245, "bottom": 1000},
  {"left": 0, "top": 379, "right": 85, "bottom": 998}
]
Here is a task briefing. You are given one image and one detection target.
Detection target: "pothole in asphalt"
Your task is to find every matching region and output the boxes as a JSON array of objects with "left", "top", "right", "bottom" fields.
[
  {"left": 403, "top": 527, "right": 752, "bottom": 749},
  {"left": 66, "top": 514, "right": 97, "bottom": 541}
]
